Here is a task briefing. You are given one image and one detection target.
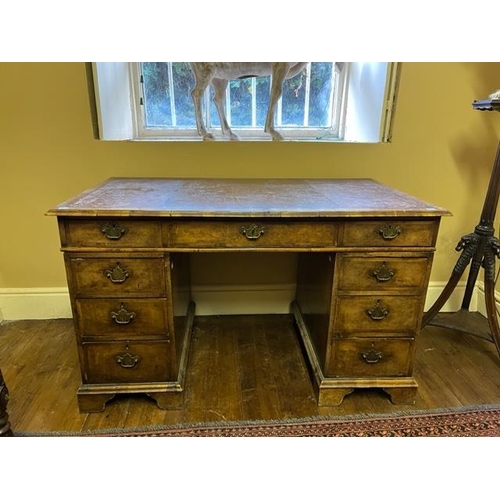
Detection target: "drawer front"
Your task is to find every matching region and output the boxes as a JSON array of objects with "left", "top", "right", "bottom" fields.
[
  {"left": 164, "top": 221, "right": 337, "bottom": 248},
  {"left": 63, "top": 219, "right": 162, "bottom": 248},
  {"left": 327, "top": 338, "right": 413, "bottom": 378},
  {"left": 82, "top": 340, "right": 171, "bottom": 383},
  {"left": 76, "top": 298, "right": 168, "bottom": 339},
  {"left": 333, "top": 296, "right": 423, "bottom": 336},
  {"left": 68, "top": 257, "right": 166, "bottom": 297},
  {"left": 341, "top": 220, "right": 438, "bottom": 247},
  {"left": 337, "top": 255, "right": 430, "bottom": 292}
]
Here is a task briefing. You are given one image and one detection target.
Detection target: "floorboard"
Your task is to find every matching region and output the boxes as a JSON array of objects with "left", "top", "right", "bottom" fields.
[{"left": 2, "top": 312, "right": 500, "bottom": 433}]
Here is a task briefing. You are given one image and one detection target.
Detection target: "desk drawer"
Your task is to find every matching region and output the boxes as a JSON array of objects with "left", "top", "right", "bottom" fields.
[
  {"left": 63, "top": 219, "right": 162, "bottom": 248},
  {"left": 68, "top": 257, "right": 166, "bottom": 297},
  {"left": 327, "top": 338, "right": 414, "bottom": 378},
  {"left": 76, "top": 298, "right": 169, "bottom": 339},
  {"left": 340, "top": 220, "right": 438, "bottom": 247},
  {"left": 333, "top": 295, "right": 423, "bottom": 336},
  {"left": 82, "top": 340, "right": 171, "bottom": 383},
  {"left": 336, "top": 255, "right": 430, "bottom": 292},
  {"left": 164, "top": 221, "right": 337, "bottom": 248}
]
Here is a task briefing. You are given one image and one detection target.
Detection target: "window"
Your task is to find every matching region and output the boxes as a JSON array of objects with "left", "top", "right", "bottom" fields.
[
  {"left": 90, "top": 62, "right": 400, "bottom": 143},
  {"left": 135, "top": 62, "right": 345, "bottom": 141}
]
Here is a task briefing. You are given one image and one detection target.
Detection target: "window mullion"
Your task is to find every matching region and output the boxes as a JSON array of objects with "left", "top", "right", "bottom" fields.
[
  {"left": 328, "top": 64, "right": 337, "bottom": 129},
  {"left": 251, "top": 78, "right": 257, "bottom": 127},
  {"left": 303, "top": 63, "right": 311, "bottom": 127},
  {"left": 204, "top": 87, "right": 211, "bottom": 130},
  {"left": 167, "top": 63, "right": 177, "bottom": 127},
  {"left": 276, "top": 87, "right": 282, "bottom": 127},
  {"left": 225, "top": 84, "right": 231, "bottom": 126}
]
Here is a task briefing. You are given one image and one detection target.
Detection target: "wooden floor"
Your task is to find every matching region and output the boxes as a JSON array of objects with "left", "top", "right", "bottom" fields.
[{"left": 2, "top": 312, "right": 500, "bottom": 433}]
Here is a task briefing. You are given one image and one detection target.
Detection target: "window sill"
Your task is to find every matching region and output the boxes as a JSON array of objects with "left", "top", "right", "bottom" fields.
[{"left": 105, "top": 136, "right": 376, "bottom": 143}]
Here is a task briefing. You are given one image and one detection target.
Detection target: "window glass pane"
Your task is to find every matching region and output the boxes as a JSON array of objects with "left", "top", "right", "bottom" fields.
[
  {"left": 171, "top": 62, "right": 196, "bottom": 128},
  {"left": 209, "top": 89, "right": 220, "bottom": 128},
  {"left": 309, "top": 62, "right": 334, "bottom": 127},
  {"left": 142, "top": 62, "right": 172, "bottom": 127},
  {"left": 281, "top": 70, "right": 306, "bottom": 126},
  {"left": 229, "top": 78, "right": 253, "bottom": 127},
  {"left": 256, "top": 77, "right": 271, "bottom": 127}
]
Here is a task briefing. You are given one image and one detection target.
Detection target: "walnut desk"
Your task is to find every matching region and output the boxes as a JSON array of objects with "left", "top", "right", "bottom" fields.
[{"left": 47, "top": 178, "right": 450, "bottom": 411}]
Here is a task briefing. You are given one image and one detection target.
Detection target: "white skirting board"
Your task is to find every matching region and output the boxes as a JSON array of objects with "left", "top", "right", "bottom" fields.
[
  {"left": 0, "top": 287, "right": 72, "bottom": 322},
  {"left": 0, "top": 281, "right": 490, "bottom": 321}
]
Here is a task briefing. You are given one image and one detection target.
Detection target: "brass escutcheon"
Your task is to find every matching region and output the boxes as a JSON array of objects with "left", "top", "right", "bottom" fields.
[{"left": 239, "top": 223, "right": 266, "bottom": 240}]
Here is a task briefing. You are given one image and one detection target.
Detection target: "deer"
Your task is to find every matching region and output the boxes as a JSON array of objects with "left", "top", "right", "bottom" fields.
[{"left": 189, "top": 62, "right": 308, "bottom": 141}]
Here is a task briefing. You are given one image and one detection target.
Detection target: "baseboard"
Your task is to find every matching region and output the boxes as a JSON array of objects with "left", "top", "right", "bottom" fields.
[
  {"left": 475, "top": 281, "right": 500, "bottom": 317},
  {"left": 424, "top": 281, "right": 477, "bottom": 313},
  {"left": 426, "top": 281, "right": 500, "bottom": 318},
  {"left": 0, "top": 281, "right": 489, "bottom": 321},
  {"left": 0, "top": 288, "right": 72, "bottom": 321},
  {"left": 191, "top": 283, "right": 297, "bottom": 316}
]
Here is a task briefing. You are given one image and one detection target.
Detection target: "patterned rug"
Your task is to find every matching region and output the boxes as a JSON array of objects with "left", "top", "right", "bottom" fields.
[{"left": 15, "top": 404, "right": 500, "bottom": 437}]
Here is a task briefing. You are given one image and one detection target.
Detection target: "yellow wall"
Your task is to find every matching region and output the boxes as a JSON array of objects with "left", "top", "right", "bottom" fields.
[{"left": 1, "top": 62, "right": 500, "bottom": 291}]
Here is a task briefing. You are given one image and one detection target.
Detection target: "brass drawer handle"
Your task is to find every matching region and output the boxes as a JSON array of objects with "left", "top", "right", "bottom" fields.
[
  {"left": 115, "top": 351, "right": 141, "bottom": 368},
  {"left": 366, "top": 300, "right": 389, "bottom": 320},
  {"left": 377, "top": 224, "right": 401, "bottom": 240},
  {"left": 361, "top": 344, "right": 383, "bottom": 364},
  {"left": 101, "top": 222, "right": 128, "bottom": 240},
  {"left": 104, "top": 263, "right": 131, "bottom": 283},
  {"left": 111, "top": 303, "right": 136, "bottom": 325},
  {"left": 240, "top": 223, "right": 266, "bottom": 240},
  {"left": 373, "top": 262, "right": 395, "bottom": 282}
]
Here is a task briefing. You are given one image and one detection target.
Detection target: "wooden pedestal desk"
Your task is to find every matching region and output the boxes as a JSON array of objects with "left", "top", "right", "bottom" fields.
[{"left": 47, "top": 178, "right": 450, "bottom": 411}]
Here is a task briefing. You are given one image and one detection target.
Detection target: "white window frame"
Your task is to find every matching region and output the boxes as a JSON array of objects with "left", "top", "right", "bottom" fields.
[
  {"left": 130, "top": 62, "right": 347, "bottom": 141},
  {"left": 90, "top": 62, "right": 400, "bottom": 143}
]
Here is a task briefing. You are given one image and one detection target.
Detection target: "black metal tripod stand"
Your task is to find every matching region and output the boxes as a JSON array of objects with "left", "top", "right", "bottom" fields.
[{"left": 422, "top": 97, "right": 500, "bottom": 355}]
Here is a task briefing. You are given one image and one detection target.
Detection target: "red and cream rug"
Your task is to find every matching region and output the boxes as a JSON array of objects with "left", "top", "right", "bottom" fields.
[{"left": 14, "top": 404, "right": 500, "bottom": 437}]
